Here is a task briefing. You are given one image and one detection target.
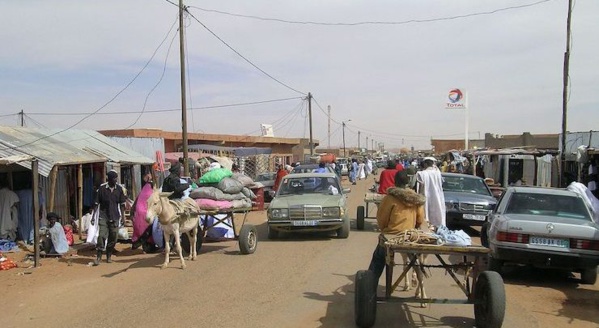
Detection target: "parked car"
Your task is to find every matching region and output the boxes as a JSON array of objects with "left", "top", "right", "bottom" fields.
[
  {"left": 255, "top": 172, "right": 276, "bottom": 202},
  {"left": 337, "top": 158, "right": 349, "bottom": 176},
  {"left": 267, "top": 172, "right": 351, "bottom": 239},
  {"left": 484, "top": 186, "right": 599, "bottom": 284},
  {"left": 442, "top": 173, "right": 497, "bottom": 227}
]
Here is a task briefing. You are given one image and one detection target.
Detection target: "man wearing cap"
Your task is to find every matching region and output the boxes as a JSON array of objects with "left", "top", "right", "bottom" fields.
[
  {"left": 415, "top": 157, "right": 446, "bottom": 228},
  {"left": 162, "top": 162, "right": 189, "bottom": 200},
  {"left": 93, "top": 170, "right": 126, "bottom": 265}
]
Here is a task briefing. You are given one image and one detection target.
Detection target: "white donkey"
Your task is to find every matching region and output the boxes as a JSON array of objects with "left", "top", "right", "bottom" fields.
[{"left": 146, "top": 189, "right": 200, "bottom": 269}]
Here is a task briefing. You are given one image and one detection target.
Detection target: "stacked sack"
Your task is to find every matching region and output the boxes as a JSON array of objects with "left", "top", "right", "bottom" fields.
[{"left": 190, "top": 167, "right": 258, "bottom": 211}]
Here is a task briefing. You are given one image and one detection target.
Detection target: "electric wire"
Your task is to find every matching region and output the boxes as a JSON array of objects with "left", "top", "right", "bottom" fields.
[
  {"left": 187, "top": 0, "right": 553, "bottom": 26},
  {"left": 184, "top": 8, "right": 306, "bottom": 95},
  {"left": 126, "top": 18, "right": 179, "bottom": 129},
  {"left": 0, "top": 14, "right": 183, "bottom": 152}
]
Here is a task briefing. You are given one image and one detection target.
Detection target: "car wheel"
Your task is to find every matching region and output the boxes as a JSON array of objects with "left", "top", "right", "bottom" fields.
[
  {"left": 480, "top": 222, "right": 490, "bottom": 248},
  {"left": 357, "top": 206, "right": 365, "bottom": 231},
  {"left": 355, "top": 270, "right": 377, "bottom": 328},
  {"left": 580, "top": 267, "right": 598, "bottom": 285},
  {"left": 238, "top": 225, "right": 258, "bottom": 254},
  {"left": 474, "top": 271, "right": 506, "bottom": 328},
  {"left": 337, "top": 217, "right": 350, "bottom": 239},
  {"left": 487, "top": 256, "right": 503, "bottom": 273},
  {"left": 267, "top": 225, "right": 278, "bottom": 240}
]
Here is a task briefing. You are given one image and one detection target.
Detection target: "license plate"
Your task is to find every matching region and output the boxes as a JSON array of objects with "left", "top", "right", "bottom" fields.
[
  {"left": 463, "top": 214, "right": 486, "bottom": 221},
  {"left": 292, "top": 220, "right": 317, "bottom": 226},
  {"left": 530, "top": 236, "right": 569, "bottom": 248}
]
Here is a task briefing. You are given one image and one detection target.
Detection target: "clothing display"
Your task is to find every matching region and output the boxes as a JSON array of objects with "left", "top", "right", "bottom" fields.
[{"left": 0, "top": 187, "right": 19, "bottom": 240}]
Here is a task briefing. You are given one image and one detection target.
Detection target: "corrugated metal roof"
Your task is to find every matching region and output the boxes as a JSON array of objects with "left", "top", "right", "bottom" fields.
[
  {"left": 0, "top": 126, "right": 154, "bottom": 177},
  {"left": 50, "top": 129, "right": 154, "bottom": 164},
  {"left": 0, "top": 126, "right": 106, "bottom": 176}
]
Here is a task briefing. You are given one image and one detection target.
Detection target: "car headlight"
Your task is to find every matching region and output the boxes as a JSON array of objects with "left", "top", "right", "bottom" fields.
[
  {"left": 445, "top": 202, "right": 456, "bottom": 210},
  {"left": 322, "top": 207, "right": 341, "bottom": 217},
  {"left": 269, "top": 208, "right": 289, "bottom": 219}
]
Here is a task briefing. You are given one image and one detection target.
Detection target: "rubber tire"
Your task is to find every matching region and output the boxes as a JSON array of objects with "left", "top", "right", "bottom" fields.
[
  {"left": 355, "top": 270, "right": 377, "bottom": 328},
  {"left": 357, "top": 206, "right": 365, "bottom": 231},
  {"left": 267, "top": 225, "right": 279, "bottom": 240},
  {"left": 474, "top": 271, "right": 506, "bottom": 328},
  {"left": 487, "top": 256, "right": 504, "bottom": 273},
  {"left": 180, "top": 232, "right": 203, "bottom": 256},
  {"left": 480, "top": 222, "right": 490, "bottom": 248},
  {"left": 239, "top": 225, "right": 258, "bottom": 254},
  {"left": 580, "top": 267, "right": 598, "bottom": 285},
  {"left": 337, "top": 217, "right": 350, "bottom": 239}
]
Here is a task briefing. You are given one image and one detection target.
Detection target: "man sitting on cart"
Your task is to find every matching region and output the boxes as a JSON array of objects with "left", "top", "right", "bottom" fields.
[{"left": 368, "top": 170, "right": 426, "bottom": 280}]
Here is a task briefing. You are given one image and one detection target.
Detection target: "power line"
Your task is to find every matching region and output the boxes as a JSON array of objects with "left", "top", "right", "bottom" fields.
[
  {"left": 184, "top": 8, "right": 306, "bottom": 95},
  {"left": 126, "top": 15, "right": 180, "bottom": 129},
  {"left": 0, "top": 13, "right": 183, "bottom": 152},
  {"left": 25, "top": 96, "right": 304, "bottom": 116},
  {"left": 188, "top": 0, "right": 553, "bottom": 26}
]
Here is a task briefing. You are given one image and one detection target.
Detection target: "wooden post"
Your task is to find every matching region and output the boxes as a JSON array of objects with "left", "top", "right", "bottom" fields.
[
  {"left": 48, "top": 166, "right": 58, "bottom": 212},
  {"left": 131, "top": 165, "right": 137, "bottom": 200},
  {"left": 32, "top": 160, "right": 40, "bottom": 268},
  {"left": 77, "top": 164, "right": 83, "bottom": 240}
]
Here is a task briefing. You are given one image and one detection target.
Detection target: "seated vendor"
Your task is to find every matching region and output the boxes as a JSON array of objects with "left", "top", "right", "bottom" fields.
[
  {"left": 368, "top": 170, "right": 426, "bottom": 280},
  {"left": 40, "top": 212, "right": 69, "bottom": 255}
]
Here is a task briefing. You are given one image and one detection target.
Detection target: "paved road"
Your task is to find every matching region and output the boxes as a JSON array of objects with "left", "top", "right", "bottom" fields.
[{"left": 4, "top": 174, "right": 598, "bottom": 328}]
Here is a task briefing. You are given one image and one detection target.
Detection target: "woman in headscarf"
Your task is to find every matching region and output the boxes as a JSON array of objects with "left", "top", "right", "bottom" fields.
[{"left": 131, "top": 173, "right": 158, "bottom": 252}]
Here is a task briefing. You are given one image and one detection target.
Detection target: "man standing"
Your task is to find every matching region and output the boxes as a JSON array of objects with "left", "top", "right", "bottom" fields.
[
  {"left": 273, "top": 164, "right": 288, "bottom": 193},
  {"left": 93, "top": 170, "right": 126, "bottom": 265},
  {"left": 314, "top": 162, "right": 327, "bottom": 173},
  {"left": 415, "top": 157, "right": 446, "bottom": 228}
]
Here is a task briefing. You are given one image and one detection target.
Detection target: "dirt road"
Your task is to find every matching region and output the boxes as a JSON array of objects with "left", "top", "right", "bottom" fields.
[{"left": 3, "top": 174, "right": 598, "bottom": 328}]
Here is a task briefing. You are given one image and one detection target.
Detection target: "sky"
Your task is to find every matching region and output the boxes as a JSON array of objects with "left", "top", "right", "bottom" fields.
[{"left": 1, "top": 0, "right": 597, "bottom": 151}]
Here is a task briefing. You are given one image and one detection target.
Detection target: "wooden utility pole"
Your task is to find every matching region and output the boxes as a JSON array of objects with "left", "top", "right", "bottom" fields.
[
  {"left": 342, "top": 121, "right": 347, "bottom": 158},
  {"left": 358, "top": 131, "right": 361, "bottom": 149},
  {"left": 179, "top": 0, "right": 189, "bottom": 176},
  {"left": 19, "top": 110, "right": 24, "bottom": 127},
  {"left": 560, "top": 0, "right": 573, "bottom": 187},
  {"left": 327, "top": 105, "right": 331, "bottom": 149},
  {"left": 32, "top": 160, "right": 40, "bottom": 267},
  {"left": 308, "top": 92, "right": 314, "bottom": 156}
]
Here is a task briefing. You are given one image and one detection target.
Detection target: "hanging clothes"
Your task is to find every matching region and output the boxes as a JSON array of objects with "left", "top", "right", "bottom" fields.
[
  {"left": 16, "top": 189, "right": 33, "bottom": 243},
  {"left": 0, "top": 187, "right": 20, "bottom": 240}
]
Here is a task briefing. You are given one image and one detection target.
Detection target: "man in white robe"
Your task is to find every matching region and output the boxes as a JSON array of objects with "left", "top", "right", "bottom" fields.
[
  {"left": 416, "top": 157, "right": 446, "bottom": 227},
  {"left": 0, "top": 181, "right": 20, "bottom": 240}
]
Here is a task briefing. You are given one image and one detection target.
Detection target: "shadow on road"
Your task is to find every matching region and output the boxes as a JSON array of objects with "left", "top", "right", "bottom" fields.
[{"left": 502, "top": 266, "right": 599, "bottom": 325}]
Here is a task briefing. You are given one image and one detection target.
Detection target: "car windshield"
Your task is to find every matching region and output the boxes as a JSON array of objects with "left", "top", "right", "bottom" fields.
[
  {"left": 442, "top": 175, "right": 492, "bottom": 196},
  {"left": 278, "top": 176, "right": 341, "bottom": 196},
  {"left": 505, "top": 192, "right": 591, "bottom": 220}
]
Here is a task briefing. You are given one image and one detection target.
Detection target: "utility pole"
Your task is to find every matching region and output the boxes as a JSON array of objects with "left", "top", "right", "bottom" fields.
[
  {"left": 308, "top": 92, "right": 314, "bottom": 156},
  {"left": 327, "top": 105, "right": 331, "bottom": 149},
  {"left": 342, "top": 121, "right": 347, "bottom": 158},
  {"left": 366, "top": 136, "right": 369, "bottom": 153},
  {"left": 358, "top": 131, "right": 361, "bottom": 149},
  {"left": 179, "top": 0, "right": 189, "bottom": 176},
  {"left": 19, "top": 110, "right": 24, "bottom": 127},
  {"left": 560, "top": 0, "right": 573, "bottom": 187}
]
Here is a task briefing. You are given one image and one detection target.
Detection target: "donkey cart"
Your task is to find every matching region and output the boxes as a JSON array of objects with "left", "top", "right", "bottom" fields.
[
  {"left": 356, "top": 193, "right": 384, "bottom": 230},
  {"left": 355, "top": 238, "right": 505, "bottom": 328},
  {"left": 181, "top": 208, "right": 258, "bottom": 255}
]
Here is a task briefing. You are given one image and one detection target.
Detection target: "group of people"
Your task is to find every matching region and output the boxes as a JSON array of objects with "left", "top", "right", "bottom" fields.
[
  {"left": 349, "top": 158, "right": 374, "bottom": 185},
  {"left": 368, "top": 156, "right": 446, "bottom": 282}
]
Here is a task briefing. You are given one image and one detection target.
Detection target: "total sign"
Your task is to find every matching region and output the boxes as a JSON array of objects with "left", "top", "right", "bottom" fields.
[{"left": 445, "top": 88, "right": 467, "bottom": 109}]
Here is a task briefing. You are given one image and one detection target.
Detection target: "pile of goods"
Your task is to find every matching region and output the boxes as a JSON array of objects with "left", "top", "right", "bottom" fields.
[
  {"left": 0, "top": 252, "right": 18, "bottom": 271},
  {"left": 189, "top": 168, "right": 261, "bottom": 211}
]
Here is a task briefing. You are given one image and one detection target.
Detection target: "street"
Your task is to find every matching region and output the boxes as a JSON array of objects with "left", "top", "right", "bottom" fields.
[{"left": 3, "top": 175, "right": 599, "bottom": 328}]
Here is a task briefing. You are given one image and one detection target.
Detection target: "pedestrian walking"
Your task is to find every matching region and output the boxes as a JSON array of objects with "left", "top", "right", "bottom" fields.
[{"left": 415, "top": 157, "right": 446, "bottom": 228}]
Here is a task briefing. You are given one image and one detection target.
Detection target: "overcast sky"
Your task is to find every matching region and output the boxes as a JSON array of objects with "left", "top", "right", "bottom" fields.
[{"left": 1, "top": 0, "right": 597, "bottom": 150}]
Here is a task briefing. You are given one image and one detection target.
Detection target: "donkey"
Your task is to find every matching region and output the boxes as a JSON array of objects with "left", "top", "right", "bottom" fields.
[{"left": 146, "top": 189, "right": 200, "bottom": 269}]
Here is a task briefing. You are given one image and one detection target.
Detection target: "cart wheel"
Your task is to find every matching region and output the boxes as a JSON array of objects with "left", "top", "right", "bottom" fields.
[
  {"left": 180, "top": 232, "right": 203, "bottom": 256},
  {"left": 474, "top": 271, "right": 505, "bottom": 328},
  {"left": 267, "top": 225, "right": 279, "bottom": 240},
  {"left": 337, "top": 217, "right": 350, "bottom": 239},
  {"left": 580, "top": 267, "right": 597, "bottom": 285},
  {"left": 355, "top": 270, "right": 377, "bottom": 328},
  {"left": 356, "top": 206, "right": 365, "bottom": 231},
  {"left": 239, "top": 225, "right": 258, "bottom": 254},
  {"left": 480, "top": 222, "right": 490, "bottom": 248}
]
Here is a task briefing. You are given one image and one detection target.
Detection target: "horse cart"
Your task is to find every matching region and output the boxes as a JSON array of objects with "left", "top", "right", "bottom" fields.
[
  {"left": 181, "top": 207, "right": 258, "bottom": 255},
  {"left": 355, "top": 235, "right": 505, "bottom": 328},
  {"left": 356, "top": 193, "right": 384, "bottom": 230}
]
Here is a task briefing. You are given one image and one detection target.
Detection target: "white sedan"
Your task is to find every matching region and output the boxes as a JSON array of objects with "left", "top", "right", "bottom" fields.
[{"left": 485, "top": 186, "right": 599, "bottom": 284}]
